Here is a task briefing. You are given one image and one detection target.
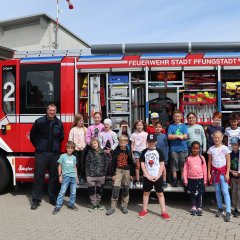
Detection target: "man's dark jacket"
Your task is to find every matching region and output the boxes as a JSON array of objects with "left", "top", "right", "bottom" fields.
[{"left": 30, "top": 115, "right": 64, "bottom": 153}]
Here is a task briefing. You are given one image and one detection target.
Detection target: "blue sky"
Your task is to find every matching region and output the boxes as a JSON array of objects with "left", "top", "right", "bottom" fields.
[{"left": 0, "top": 0, "right": 240, "bottom": 45}]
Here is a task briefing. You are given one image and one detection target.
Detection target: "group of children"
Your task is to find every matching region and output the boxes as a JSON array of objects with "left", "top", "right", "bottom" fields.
[{"left": 52, "top": 110, "right": 240, "bottom": 223}]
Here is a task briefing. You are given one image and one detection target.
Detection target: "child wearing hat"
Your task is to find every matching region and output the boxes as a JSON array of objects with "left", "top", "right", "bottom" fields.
[
  {"left": 138, "top": 134, "right": 170, "bottom": 221},
  {"left": 99, "top": 118, "right": 119, "bottom": 175},
  {"left": 229, "top": 136, "right": 240, "bottom": 217},
  {"left": 146, "top": 112, "right": 167, "bottom": 134}
]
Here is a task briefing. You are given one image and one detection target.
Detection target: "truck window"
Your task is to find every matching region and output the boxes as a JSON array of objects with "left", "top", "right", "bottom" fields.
[
  {"left": 20, "top": 64, "right": 60, "bottom": 114},
  {"left": 2, "top": 66, "right": 16, "bottom": 115}
]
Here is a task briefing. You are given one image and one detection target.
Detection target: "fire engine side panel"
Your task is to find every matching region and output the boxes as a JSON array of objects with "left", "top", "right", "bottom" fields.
[
  {"left": 60, "top": 57, "right": 75, "bottom": 151},
  {"left": 0, "top": 60, "right": 20, "bottom": 153}
]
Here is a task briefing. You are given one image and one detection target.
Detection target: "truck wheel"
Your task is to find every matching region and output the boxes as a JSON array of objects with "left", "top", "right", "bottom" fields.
[{"left": 0, "top": 157, "right": 10, "bottom": 193}]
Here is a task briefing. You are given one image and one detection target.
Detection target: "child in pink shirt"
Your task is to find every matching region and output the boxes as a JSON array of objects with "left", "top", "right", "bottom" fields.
[
  {"left": 183, "top": 141, "right": 207, "bottom": 216},
  {"left": 86, "top": 112, "right": 104, "bottom": 145}
]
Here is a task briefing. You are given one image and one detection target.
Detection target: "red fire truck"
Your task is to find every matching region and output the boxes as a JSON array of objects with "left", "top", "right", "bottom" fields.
[{"left": 1, "top": 42, "right": 240, "bottom": 192}]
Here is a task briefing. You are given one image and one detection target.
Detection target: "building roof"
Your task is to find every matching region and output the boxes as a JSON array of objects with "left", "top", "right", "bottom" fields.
[
  {"left": 0, "top": 46, "right": 14, "bottom": 59},
  {"left": 0, "top": 13, "right": 90, "bottom": 48}
]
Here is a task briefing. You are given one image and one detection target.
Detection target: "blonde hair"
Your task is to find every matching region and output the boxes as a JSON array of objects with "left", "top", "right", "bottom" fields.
[
  {"left": 90, "top": 137, "right": 100, "bottom": 148},
  {"left": 118, "top": 135, "right": 129, "bottom": 142},
  {"left": 213, "top": 131, "right": 223, "bottom": 137},
  {"left": 72, "top": 113, "right": 84, "bottom": 127}
]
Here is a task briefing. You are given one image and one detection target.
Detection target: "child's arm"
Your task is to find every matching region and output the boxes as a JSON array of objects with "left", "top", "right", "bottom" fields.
[
  {"left": 58, "top": 164, "right": 63, "bottom": 183},
  {"left": 225, "top": 153, "right": 230, "bottom": 182},
  {"left": 86, "top": 127, "right": 92, "bottom": 145},
  {"left": 111, "top": 132, "right": 119, "bottom": 150},
  {"left": 141, "top": 162, "right": 153, "bottom": 181},
  {"left": 183, "top": 160, "right": 188, "bottom": 185},
  {"left": 202, "top": 156, "right": 208, "bottom": 185},
  {"left": 201, "top": 127, "right": 207, "bottom": 152},
  {"left": 164, "top": 135, "right": 169, "bottom": 163},
  {"left": 156, "top": 161, "right": 164, "bottom": 180},
  {"left": 85, "top": 152, "right": 90, "bottom": 177},
  {"left": 74, "top": 165, "right": 78, "bottom": 182},
  {"left": 130, "top": 139, "right": 134, "bottom": 157},
  {"left": 207, "top": 154, "right": 212, "bottom": 182}
]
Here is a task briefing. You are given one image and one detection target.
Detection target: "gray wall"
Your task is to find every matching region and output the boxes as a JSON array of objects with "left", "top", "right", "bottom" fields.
[{"left": 0, "top": 21, "right": 88, "bottom": 51}]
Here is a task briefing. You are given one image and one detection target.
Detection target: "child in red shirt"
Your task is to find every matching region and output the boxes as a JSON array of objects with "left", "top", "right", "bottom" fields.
[
  {"left": 183, "top": 141, "right": 207, "bottom": 216},
  {"left": 146, "top": 112, "right": 166, "bottom": 134}
]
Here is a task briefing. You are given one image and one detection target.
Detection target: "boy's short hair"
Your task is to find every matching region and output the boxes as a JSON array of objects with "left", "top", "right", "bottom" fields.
[
  {"left": 119, "top": 120, "right": 128, "bottom": 126},
  {"left": 229, "top": 112, "right": 239, "bottom": 121},
  {"left": 173, "top": 109, "right": 182, "bottom": 116},
  {"left": 118, "top": 135, "right": 129, "bottom": 142},
  {"left": 66, "top": 141, "right": 75, "bottom": 149},
  {"left": 212, "top": 112, "right": 222, "bottom": 119}
]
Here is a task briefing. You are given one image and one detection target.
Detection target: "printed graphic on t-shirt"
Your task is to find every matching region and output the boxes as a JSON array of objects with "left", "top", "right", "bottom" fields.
[
  {"left": 175, "top": 126, "right": 183, "bottom": 135},
  {"left": 194, "top": 129, "right": 201, "bottom": 135},
  {"left": 117, "top": 153, "right": 128, "bottom": 168},
  {"left": 144, "top": 150, "right": 160, "bottom": 177},
  {"left": 66, "top": 157, "right": 74, "bottom": 166}
]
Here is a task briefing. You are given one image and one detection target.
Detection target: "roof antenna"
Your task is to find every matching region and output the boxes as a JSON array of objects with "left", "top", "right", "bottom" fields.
[{"left": 54, "top": 0, "right": 74, "bottom": 49}]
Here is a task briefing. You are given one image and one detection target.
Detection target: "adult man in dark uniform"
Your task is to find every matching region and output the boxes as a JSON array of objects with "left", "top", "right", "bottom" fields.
[{"left": 30, "top": 103, "right": 64, "bottom": 210}]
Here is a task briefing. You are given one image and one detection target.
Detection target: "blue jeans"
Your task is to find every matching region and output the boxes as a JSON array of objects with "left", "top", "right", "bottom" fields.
[
  {"left": 56, "top": 176, "right": 76, "bottom": 208},
  {"left": 214, "top": 174, "right": 231, "bottom": 213}
]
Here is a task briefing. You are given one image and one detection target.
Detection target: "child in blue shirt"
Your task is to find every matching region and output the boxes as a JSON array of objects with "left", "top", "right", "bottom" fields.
[
  {"left": 52, "top": 141, "right": 78, "bottom": 214},
  {"left": 167, "top": 110, "right": 188, "bottom": 187},
  {"left": 155, "top": 122, "right": 169, "bottom": 187}
]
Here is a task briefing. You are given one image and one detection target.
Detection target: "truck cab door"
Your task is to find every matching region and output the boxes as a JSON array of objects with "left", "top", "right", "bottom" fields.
[{"left": 19, "top": 63, "right": 60, "bottom": 153}]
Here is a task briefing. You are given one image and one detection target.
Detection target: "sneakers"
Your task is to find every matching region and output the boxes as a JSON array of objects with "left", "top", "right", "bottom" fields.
[
  {"left": 79, "top": 178, "right": 86, "bottom": 185},
  {"left": 106, "top": 208, "right": 115, "bottom": 216},
  {"left": 96, "top": 204, "right": 104, "bottom": 210},
  {"left": 163, "top": 181, "right": 168, "bottom": 188},
  {"left": 139, "top": 210, "right": 148, "bottom": 219},
  {"left": 190, "top": 208, "right": 197, "bottom": 216},
  {"left": 161, "top": 212, "right": 170, "bottom": 221},
  {"left": 232, "top": 209, "right": 240, "bottom": 218},
  {"left": 172, "top": 178, "right": 177, "bottom": 187},
  {"left": 31, "top": 200, "right": 40, "bottom": 210},
  {"left": 67, "top": 205, "right": 78, "bottom": 211},
  {"left": 121, "top": 207, "right": 128, "bottom": 214},
  {"left": 136, "top": 181, "right": 141, "bottom": 188},
  {"left": 225, "top": 212, "right": 231, "bottom": 222},
  {"left": 196, "top": 208, "right": 203, "bottom": 216},
  {"left": 88, "top": 204, "right": 98, "bottom": 212},
  {"left": 215, "top": 208, "right": 224, "bottom": 218},
  {"left": 52, "top": 207, "right": 60, "bottom": 215}
]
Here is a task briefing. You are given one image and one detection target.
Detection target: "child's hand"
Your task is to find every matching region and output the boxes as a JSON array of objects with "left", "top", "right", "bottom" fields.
[
  {"left": 177, "top": 135, "right": 183, "bottom": 140},
  {"left": 225, "top": 173, "right": 230, "bottom": 182},
  {"left": 112, "top": 176, "right": 116, "bottom": 182},
  {"left": 232, "top": 171, "right": 238, "bottom": 177},
  {"left": 208, "top": 173, "right": 211, "bottom": 182},
  {"left": 130, "top": 176, "right": 133, "bottom": 181},
  {"left": 147, "top": 175, "right": 155, "bottom": 181},
  {"left": 59, "top": 175, "right": 63, "bottom": 184},
  {"left": 104, "top": 149, "right": 111, "bottom": 154}
]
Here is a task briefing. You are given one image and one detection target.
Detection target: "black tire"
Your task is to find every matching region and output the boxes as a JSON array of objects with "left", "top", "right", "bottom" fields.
[{"left": 0, "top": 157, "right": 11, "bottom": 193}]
